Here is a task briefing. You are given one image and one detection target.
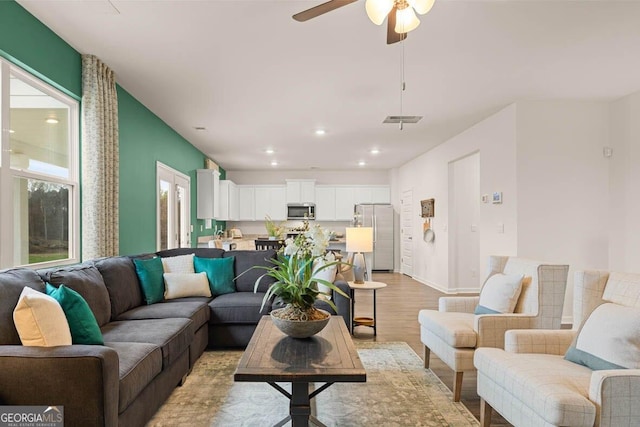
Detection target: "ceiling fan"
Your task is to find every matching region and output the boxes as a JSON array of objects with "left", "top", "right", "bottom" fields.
[{"left": 293, "top": 0, "right": 436, "bottom": 45}]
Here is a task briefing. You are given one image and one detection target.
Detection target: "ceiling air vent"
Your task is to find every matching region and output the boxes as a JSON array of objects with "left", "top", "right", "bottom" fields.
[{"left": 383, "top": 115, "right": 423, "bottom": 124}]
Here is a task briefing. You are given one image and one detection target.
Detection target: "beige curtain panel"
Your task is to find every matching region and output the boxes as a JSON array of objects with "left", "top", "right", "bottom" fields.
[{"left": 81, "top": 54, "right": 119, "bottom": 260}]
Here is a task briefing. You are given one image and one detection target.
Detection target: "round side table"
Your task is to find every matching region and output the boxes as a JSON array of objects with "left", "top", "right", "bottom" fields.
[{"left": 348, "top": 281, "right": 387, "bottom": 336}]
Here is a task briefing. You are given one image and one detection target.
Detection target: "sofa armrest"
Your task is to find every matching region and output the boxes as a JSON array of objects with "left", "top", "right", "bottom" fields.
[
  {"left": 332, "top": 279, "right": 352, "bottom": 328},
  {"left": 0, "top": 345, "right": 119, "bottom": 427},
  {"left": 504, "top": 329, "right": 576, "bottom": 354},
  {"left": 439, "top": 296, "right": 479, "bottom": 313},
  {"left": 474, "top": 314, "right": 538, "bottom": 348},
  {"left": 589, "top": 369, "right": 640, "bottom": 427}
]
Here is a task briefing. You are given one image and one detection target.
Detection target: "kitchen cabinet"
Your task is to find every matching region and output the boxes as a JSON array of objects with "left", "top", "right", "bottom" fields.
[
  {"left": 218, "top": 180, "right": 239, "bottom": 221},
  {"left": 286, "top": 179, "right": 315, "bottom": 203},
  {"left": 314, "top": 186, "right": 335, "bottom": 221},
  {"left": 238, "top": 186, "right": 255, "bottom": 220},
  {"left": 255, "top": 186, "right": 287, "bottom": 220},
  {"left": 334, "top": 187, "right": 356, "bottom": 221},
  {"left": 196, "top": 169, "right": 220, "bottom": 219},
  {"left": 354, "top": 185, "right": 391, "bottom": 204}
]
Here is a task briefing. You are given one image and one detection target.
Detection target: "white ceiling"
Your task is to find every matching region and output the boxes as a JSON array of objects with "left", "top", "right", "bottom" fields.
[{"left": 17, "top": 0, "right": 640, "bottom": 172}]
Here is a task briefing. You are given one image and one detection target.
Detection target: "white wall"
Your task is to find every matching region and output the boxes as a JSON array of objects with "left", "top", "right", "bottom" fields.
[
  {"left": 397, "top": 104, "right": 518, "bottom": 293},
  {"left": 515, "top": 101, "right": 610, "bottom": 322},
  {"left": 609, "top": 90, "right": 640, "bottom": 272},
  {"left": 397, "top": 100, "right": 612, "bottom": 323},
  {"left": 227, "top": 169, "right": 389, "bottom": 185}
]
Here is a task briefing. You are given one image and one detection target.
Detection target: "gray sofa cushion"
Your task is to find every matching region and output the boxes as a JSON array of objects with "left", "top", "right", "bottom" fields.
[
  {"left": 101, "top": 318, "right": 192, "bottom": 369},
  {"left": 39, "top": 264, "right": 112, "bottom": 327},
  {"left": 0, "top": 269, "right": 46, "bottom": 345},
  {"left": 116, "top": 302, "right": 209, "bottom": 331},
  {"left": 224, "top": 250, "right": 277, "bottom": 292},
  {"left": 93, "top": 256, "right": 143, "bottom": 320},
  {"left": 105, "top": 341, "right": 162, "bottom": 413},
  {"left": 209, "top": 292, "right": 271, "bottom": 324},
  {"left": 156, "top": 248, "right": 224, "bottom": 259}
]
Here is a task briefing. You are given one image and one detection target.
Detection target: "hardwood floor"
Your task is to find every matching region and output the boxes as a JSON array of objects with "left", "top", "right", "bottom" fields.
[{"left": 351, "top": 271, "right": 511, "bottom": 427}]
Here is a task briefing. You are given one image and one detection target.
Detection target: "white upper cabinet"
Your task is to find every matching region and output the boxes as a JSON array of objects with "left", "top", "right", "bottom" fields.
[
  {"left": 218, "top": 180, "right": 239, "bottom": 221},
  {"left": 314, "top": 186, "right": 336, "bottom": 221},
  {"left": 286, "top": 179, "right": 316, "bottom": 203},
  {"left": 196, "top": 169, "right": 220, "bottom": 219},
  {"left": 334, "top": 187, "right": 356, "bottom": 221},
  {"left": 238, "top": 185, "right": 255, "bottom": 221},
  {"left": 371, "top": 186, "right": 391, "bottom": 203},
  {"left": 255, "top": 186, "right": 287, "bottom": 221}
]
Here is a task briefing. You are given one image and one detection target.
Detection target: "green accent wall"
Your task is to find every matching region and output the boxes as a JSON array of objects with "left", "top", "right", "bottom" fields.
[
  {"left": 1, "top": 1, "right": 225, "bottom": 258},
  {"left": 0, "top": 1, "right": 81, "bottom": 99},
  {"left": 118, "top": 88, "right": 225, "bottom": 255}
]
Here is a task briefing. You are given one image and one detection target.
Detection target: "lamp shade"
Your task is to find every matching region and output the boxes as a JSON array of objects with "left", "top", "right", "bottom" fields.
[
  {"left": 346, "top": 227, "right": 373, "bottom": 253},
  {"left": 395, "top": 6, "right": 421, "bottom": 34},
  {"left": 365, "top": 0, "right": 394, "bottom": 25},
  {"left": 408, "top": 0, "right": 436, "bottom": 15}
]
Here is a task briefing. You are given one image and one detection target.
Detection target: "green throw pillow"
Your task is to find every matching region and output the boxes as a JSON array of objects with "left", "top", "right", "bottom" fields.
[
  {"left": 46, "top": 283, "right": 104, "bottom": 345},
  {"left": 194, "top": 256, "right": 236, "bottom": 297},
  {"left": 133, "top": 257, "right": 165, "bottom": 304}
]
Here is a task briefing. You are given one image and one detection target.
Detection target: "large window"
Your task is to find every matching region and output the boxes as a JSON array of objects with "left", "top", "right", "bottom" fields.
[{"left": 0, "top": 59, "right": 79, "bottom": 268}]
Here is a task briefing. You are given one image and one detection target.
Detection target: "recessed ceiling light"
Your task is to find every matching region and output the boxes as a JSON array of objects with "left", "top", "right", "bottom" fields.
[
  {"left": 358, "top": 161, "right": 366, "bottom": 167},
  {"left": 194, "top": 126, "right": 206, "bottom": 131},
  {"left": 315, "top": 129, "right": 326, "bottom": 136},
  {"left": 45, "top": 118, "right": 59, "bottom": 124},
  {"left": 9, "top": 129, "right": 15, "bottom": 134},
  {"left": 271, "top": 160, "right": 278, "bottom": 167},
  {"left": 265, "top": 148, "right": 275, "bottom": 154},
  {"left": 370, "top": 148, "right": 380, "bottom": 155}
]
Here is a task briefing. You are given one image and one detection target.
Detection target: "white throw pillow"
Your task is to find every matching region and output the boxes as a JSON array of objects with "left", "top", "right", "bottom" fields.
[
  {"left": 475, "top": 273, "right": 524, "bottom": 314},
  {"left": 163, "top": 272, "right": 212, "bottom": 300},
  {"left": 312, "top": 259, "right": 337, "bottom": 297},
  {"left": 565, "top": 303, "right": 640, "bottom": 370},
  {"left": 161, "top": 254, "right": 195, "bottom": 274},
  {"left": 13, "top": 286, "right": 72, "bottom": 347}
]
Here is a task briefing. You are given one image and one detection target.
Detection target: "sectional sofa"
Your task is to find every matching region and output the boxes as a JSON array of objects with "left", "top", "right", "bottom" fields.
[{"left": 0, "top": 247, "right": 351, "bottom": 427}]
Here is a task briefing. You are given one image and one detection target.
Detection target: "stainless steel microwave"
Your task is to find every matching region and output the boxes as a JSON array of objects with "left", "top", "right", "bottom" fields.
[{"left": 287, "top": 203, "right": 315, "bottom": 220}]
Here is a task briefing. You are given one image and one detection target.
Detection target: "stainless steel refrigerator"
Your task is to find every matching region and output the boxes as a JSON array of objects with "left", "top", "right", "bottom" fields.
[{"left": 354, "top": 204, "right": 394, "bottom": 271}]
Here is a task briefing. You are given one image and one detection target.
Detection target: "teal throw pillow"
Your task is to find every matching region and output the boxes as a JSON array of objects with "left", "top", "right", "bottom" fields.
[
  {"left": 46, "top": 283, "right": 104, "bottom": 345},
  {"left": 133, "top": 257, "right": 165, "bottom": 304},
  {"left": 194, "top": 256, "right": 236, "bottom": 297}
]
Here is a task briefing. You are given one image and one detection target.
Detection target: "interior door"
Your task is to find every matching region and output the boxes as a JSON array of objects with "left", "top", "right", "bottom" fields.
[{"left": 401, "top": 190, "right": 413, "bottom": 276}]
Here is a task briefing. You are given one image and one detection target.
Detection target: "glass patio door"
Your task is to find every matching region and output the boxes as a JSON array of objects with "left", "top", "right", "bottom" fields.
[{"left": 157, "top": 162, "right": 190, "bottom": 250}]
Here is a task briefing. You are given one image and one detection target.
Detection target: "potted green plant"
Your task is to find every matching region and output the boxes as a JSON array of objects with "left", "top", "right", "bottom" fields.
[
  {"left": 264, "top": 215, "right": 285, "bottom": 240},
  {"left": 253, "top": 222, "right": 350, "bottom": 338}
]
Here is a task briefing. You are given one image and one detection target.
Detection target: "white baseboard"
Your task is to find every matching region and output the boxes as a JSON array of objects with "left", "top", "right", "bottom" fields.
[
  {"left": 412, "top": 275, "right": 479, "bottom": 295},
  {"left": 562, "top": 315, "right": 574, "bottom": 328}
]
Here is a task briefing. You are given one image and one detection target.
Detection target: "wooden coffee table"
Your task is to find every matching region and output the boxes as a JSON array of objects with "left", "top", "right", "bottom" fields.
[{"left": 234, "top": 316, "right": 366, "bottom": 427}]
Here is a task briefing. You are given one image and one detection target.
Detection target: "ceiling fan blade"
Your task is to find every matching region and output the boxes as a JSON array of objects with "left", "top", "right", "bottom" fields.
[
  {"left": 387, "top": 6, "right": 407, "bottom": 44},
  {"left": 293, "top": 0, "right": 359, "bottom": 22}
]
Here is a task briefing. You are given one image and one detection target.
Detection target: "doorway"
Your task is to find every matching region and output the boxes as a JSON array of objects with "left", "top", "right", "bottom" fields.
[
  {"left": 401, "top": 189, "right": 413, "bottom": 277},
  {"left": 448, "top": 152, "right": 480, "bottom": 290},
  {"left": 157, "top": 162, "right": 191, "bottom": 250}
]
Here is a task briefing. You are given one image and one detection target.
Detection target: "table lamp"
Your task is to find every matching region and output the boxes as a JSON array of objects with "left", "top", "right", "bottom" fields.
[{"left": 346, "top": 227, "right": 373, "bottom": 284}]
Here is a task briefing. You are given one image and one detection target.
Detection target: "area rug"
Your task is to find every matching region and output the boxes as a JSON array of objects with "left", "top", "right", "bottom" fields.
[{"left": 147, "top": 342, "right": 479, "bottom": 426}]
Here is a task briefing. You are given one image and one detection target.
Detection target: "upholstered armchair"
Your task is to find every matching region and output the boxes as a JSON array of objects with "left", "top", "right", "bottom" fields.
[
  {"left": 418, "top": 256, "right": 569, "bottom": 401},
  {"left": 475, "top": 270, "right": 640, "bottom": 427}
]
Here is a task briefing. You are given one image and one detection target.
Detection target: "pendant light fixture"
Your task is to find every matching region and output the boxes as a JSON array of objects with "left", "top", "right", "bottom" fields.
[{"left": 365, "top": 0, "right": 436, "bottom": 34}]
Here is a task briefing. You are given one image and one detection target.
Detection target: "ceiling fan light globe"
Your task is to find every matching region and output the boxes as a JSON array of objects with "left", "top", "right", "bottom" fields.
[
  {"left": 408, "top": 0, "right": 435, "bottom": 15},
  {"left": 365, "top": 0, "right": 394, "bottom": 25},
  {"left": 395, "top": 6, "right": 420, "bottom": 34}
]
